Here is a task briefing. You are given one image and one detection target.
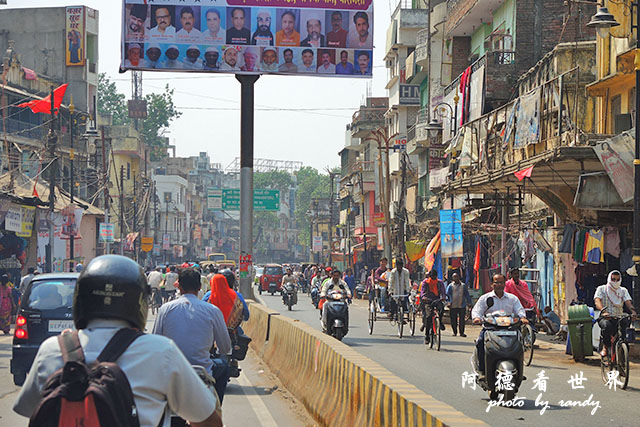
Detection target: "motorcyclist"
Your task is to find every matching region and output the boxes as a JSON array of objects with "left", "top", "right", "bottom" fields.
[
  {"left": 281, "top": 267, "right": 297, "bottom": 304},
  {"left": 14, "top": 255, "right": 222, "bottom": 427},
  {"left": 594, "top": 270, "right": 637, "bottom": 357},
  {"left": 471, "top": 273, "right": 527, "bottom": 377},
  {"left": 419, "top": 269, "right": 446, "bottom": 344},
  {"left": 320, "top": 269, "right": 351, "bottom": 331}
]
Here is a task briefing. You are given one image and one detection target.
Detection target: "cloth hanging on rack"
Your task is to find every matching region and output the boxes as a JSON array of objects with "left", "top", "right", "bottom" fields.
[
  {"left": 603, "top": 226, "right": 621, "bottom": 257},
  {"left": 573, "top": 228, "right": 587, "bottom": 263},
  {"left": 584, "top": 229, "right": 604, "bottom": 264},
  {"left": 459, "top": 66, "right": 472, "bottom": 126},
  {"left": 558, "top": 224, "right": 577, "bottom": 253},
  {"left": 562, "top": 254, "right": 578, "bottom": 304}
]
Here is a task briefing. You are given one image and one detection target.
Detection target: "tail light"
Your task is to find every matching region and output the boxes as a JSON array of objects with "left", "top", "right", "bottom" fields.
[{"left": 15, "top": 315, "right": 28, "bottom": 340}]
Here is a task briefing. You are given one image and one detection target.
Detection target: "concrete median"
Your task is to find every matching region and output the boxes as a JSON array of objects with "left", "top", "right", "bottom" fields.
[{"left": 243, "top": 301, "right": 486, "bottom": 427}]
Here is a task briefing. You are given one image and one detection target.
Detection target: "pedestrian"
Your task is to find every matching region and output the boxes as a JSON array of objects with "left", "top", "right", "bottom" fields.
[
  {"left": 19, "top": 267, "right": 35, "bottom": 294},
  {"left": 446, "top": 272, "right": 472, "bottom": 337},
  {"left": 0, "top": 274, "right": 15, "bottom": 334},
  {"left": 344, "top": 268, "right": 356, "bottom": 295},
  {"left": 542, "top": 306, "right": 560, "bottom": 334}
]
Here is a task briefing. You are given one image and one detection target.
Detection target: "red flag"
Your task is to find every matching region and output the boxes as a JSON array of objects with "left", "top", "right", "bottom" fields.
[
  {"left": 18, "top": 84, "right": 68, "bottom": 115},
  {"left": 473, "top": 241, "right": 481, "bottom": 290},
  {"left": 514, "top": 165, "right": 534, "bottom": 181}
]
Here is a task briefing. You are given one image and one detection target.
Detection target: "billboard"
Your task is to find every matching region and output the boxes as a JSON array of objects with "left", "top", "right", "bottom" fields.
[
  {"left": 66, "top": 6, "right": 86, "bottom": 66},
  {"left": 121, "top": 0, "right": 373, "bottom": 77}
]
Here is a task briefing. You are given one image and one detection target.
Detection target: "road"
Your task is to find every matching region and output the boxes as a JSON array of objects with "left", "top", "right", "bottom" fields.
[
  {"left": 260, "top": 290, "right": 639, "bottom": 426},
  {"left": 0, "top": 313, "right": 316, "bottom": 427}
]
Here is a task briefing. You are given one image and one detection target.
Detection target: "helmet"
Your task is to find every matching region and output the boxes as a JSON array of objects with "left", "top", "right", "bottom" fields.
[
  {"left": 219, "top": 268, "right": 236, "bottom": 289},
  {"left": 75, "top": 263, "right": 83, "bottom": 272},
  {"left": 73, "top": 255, "right": 149, "bottom": 330}
]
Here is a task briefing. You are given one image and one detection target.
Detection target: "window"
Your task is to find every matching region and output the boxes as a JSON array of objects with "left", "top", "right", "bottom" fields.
[{"left": 27, "top": 279, "right": 76, "bottom": 310}]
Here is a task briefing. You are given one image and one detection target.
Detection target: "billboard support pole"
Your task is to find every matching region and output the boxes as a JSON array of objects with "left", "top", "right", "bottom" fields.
[{"left": 237, "top": 74, "right": 259, "bottom": 299}]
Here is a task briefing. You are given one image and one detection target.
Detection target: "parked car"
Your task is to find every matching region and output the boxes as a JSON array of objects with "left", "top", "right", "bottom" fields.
[
  {"left": 11, "top": 273, "right": 78, "bottom": 385},
  {"left": 259, "top": 264, "right": 284, "bottom": 295}
]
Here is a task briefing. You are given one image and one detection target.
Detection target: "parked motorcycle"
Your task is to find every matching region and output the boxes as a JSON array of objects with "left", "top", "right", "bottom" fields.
[
  {"left": 471, "top": 305, "right": 524, "bottom": 401},
  {"left": 282, "top": 282, "right": 298, "bottom": 311},
  {"left": 321, "top": 286, "right": 350, "bottom": 341}
]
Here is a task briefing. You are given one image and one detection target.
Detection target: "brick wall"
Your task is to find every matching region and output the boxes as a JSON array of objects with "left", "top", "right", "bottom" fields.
[
  {"left": 451, "top": 36, "right": 471, "bottom": 80},
  {"left": 516, "top": 0, "right": 596, "bottom": 75}
]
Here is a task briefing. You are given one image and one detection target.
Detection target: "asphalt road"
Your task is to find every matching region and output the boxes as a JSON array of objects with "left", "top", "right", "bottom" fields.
[
  {"left": 260, "top": 289, "right": 639, "bottom": 426},
  {"left": 0, "top": 312, "right": 316, "bottom": 427}
]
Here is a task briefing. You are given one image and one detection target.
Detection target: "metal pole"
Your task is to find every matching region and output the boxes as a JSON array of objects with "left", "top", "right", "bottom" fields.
[
  {"left": 236, "top": 74, "right": 259, "bottom": 298},
  {"left": 69, "top": 100, "right": 75, "bottom": 272},
  {"left": 634, "top": 6, "right": 640, "bottom": 311},
  {"left": 47, "top": 87, "right": 56, "bottom": 273},
  {"left": 165, "top": 198, "right": 169, "bottom": 264},
  {"left": 359, "top": 171, "right": 367, "bottom": 268},
  {"left": 101, "top": 127, "right": 110, "bottom": 255},
  {"left": 133, "top": 171, "right": 137, "bottom": 263},
  {"left": 120, "top": 165, "right": 125, "bottom": 255}
]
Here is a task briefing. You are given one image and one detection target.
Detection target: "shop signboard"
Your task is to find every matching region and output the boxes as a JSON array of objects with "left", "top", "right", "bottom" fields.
[
  {"left": 99, "top": 223, "right": 115, "bottom": 243},
  {"left": 121, "top": 0, "right": 373, "bottom": 78},
  {"left": 141, "top": 237, "right": 154, "bottom": 252},
  {"left": 162, "top": 233, "right": 171, "bottom": 250},
  {"left": 439, "top": 209, "right": 463, "bottom": 258},
  {"left": 5, "top": 204, "right": 22, "bottom": 233},
  {"left": 312, "top": 235, "right": 323, "bottom": 252}
]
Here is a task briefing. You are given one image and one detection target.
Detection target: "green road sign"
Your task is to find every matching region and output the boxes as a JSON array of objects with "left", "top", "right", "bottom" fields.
[{"left": 208, "top": 188, "right": 280, "bottom": 211}]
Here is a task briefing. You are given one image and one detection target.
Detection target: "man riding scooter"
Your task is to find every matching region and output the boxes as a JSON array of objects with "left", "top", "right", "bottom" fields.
[
  {"left": 472, "top": 274, "right": 527, "bottom": 380},
  {"left": 319, "top": 269, "right": 352, "bottom": 332},
  {"left": 281, "top": 267, "right": 297, "bottom": 307}
]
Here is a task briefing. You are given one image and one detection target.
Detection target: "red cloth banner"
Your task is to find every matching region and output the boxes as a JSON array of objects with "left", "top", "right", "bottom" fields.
[{"left": 18, "top": 84, "right": 68, "bottom": 115}]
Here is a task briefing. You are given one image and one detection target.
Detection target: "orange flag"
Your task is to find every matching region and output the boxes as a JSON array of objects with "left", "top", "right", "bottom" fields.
[
  {"left": 18, "top": 84, "right": 68, "bottom": 115},
  {"left": 514, "top": 165, "right": 534, "bottom": 181}
]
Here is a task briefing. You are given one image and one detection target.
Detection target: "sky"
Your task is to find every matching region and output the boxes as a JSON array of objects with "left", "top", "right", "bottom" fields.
[{"left": 1, "top": 0, "right": 394, "bottom": 172}]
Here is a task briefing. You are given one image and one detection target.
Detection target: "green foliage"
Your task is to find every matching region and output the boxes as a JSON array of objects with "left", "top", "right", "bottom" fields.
[
  {"left": 294, "top": 166, "right": 331, "bottom": 247},
  {"left": 97, "top": 73, "right": 128, "bottom": 125},
  {"left": 254, "top": 170, "right": 294, "bottom": 193},
  {"left": 97, "top": 74, "right": 181, "bottom": 161}
]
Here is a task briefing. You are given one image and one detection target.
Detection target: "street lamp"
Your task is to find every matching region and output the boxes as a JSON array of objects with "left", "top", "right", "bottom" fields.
[{"left": 587, "top": 4, "right": 640, "bottom": 309}]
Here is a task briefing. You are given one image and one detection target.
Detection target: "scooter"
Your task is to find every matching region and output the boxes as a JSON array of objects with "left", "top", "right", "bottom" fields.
[
  {"left": 471, "top": 305, "right": 524, "bottom": 401},
  {"left": 354, "top": 283, "right": 367, "bottom": 299},
  {"left": 228, "top": 328, "right": 252, "bottom": 378},
  {"left": 321, "top": 287, "right": 350, "bottom": 341},
  {"left": 171, "top": 365, "right": 218, "bottom": 426},
  {"left": 311, "top": 281, "right": 321, "bottom": 308},
  {"left": 282, "top": 282, "right": 298, "bottom": 311}
]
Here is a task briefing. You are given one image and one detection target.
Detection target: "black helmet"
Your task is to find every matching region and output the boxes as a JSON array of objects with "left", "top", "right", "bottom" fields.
[
  {"left": 73, "top": 255, "right": 150, "bottom": 330},
  {"left": 219, "top": 268, "right": 236, "bottom": 289}
]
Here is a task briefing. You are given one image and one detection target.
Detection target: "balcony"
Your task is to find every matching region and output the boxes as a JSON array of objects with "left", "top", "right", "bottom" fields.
[
  {"left": 446, "top": 0, "right": 505, "bottom": 37},
  {"left": 0, "top": 118, "right": 46, "bottom": 142},
  {"left": 405, "top": 50, "right": 427, "bottom": 84},
  {"left": 350, "top": 106, "right": 386, "bottom": 138},
  {"left": 385, "top": 1, "right": 429, "bottom": 58}
]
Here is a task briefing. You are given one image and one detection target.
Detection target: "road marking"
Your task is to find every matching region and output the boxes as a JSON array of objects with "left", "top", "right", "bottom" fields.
[{"left": 236, "top": 370, "right": 279, "bottom": 427}]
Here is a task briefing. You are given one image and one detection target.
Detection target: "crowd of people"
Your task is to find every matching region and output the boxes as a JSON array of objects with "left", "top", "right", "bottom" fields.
[{"left": 11, "top": 256, "right": 252, "bottom": 426}]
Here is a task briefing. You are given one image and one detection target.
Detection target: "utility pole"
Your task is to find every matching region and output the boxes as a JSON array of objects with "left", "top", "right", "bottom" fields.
[
  {"left": 153, "top": 181, "right": 158, "bottom": 264},
  {"left": 398, "top": 153, "right": 407, "bottom": 259},
  {"left": 358, "top": 170, "right": 368, "bottom": 269},
  {"left": 120, "top": 165, "right": 125, "bottom": 255},
  {"left": 164, "top": 194, "right": 169, "bottom": 264},
  {"left": 101, "top": 126, "right": 111, "bottom": 255},
  {"left": 68, "top": 97, "right": 75, "bottom": 272},
  {"left": 46, "top": 86, "right": 57, "bottom": 273},
  {"left": 133, "top": 170, "right": 137, "bottom": 263}
]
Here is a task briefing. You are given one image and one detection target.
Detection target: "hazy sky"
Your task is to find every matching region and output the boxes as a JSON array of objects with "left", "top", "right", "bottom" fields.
[{"left": 1, "top": 0, "right": 393, "bottom": 171}]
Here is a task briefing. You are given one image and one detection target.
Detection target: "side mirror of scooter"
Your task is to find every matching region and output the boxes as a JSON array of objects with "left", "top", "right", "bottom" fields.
[{"left": 487, "top": 297, "right": 494, "bottom": 308}]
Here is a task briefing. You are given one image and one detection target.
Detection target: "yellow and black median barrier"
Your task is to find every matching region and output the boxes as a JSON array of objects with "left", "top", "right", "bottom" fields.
[{"left": 243, "top": 301, "right": 486, "bottom": 427}]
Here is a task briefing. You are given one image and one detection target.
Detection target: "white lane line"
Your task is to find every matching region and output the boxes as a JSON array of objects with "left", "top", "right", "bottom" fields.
[{"left": 236, "top": 371, "right": 279, "bottom": 427}]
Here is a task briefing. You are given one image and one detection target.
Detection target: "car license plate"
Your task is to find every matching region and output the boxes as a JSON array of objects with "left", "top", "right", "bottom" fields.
[
  {"left": 48, "top": 320, "right": 74, "bottom": 332},
  {"left": 495, "top": 331, "right": 517, "bottom": 336}
]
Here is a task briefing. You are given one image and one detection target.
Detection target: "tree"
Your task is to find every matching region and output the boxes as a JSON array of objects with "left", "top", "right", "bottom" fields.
[
  {"left": 294, "top": 167, "right": 331, "bottom": 248},
  {"left": 97, "top": 74, "right": 181, "bottom": 160}
]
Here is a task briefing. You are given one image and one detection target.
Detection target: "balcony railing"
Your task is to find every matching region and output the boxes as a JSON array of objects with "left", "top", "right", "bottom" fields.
[
  {"left": 416, "top": 28, "right": 429, "bottom": 47},
  {"left": 0, "top": 118, "right": 46, "bottom": 141},
  {"left": 407, "top": 124, "right": 416, "bottom": 142}
]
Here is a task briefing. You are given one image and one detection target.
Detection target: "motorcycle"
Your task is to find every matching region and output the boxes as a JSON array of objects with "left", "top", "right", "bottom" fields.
[
  {"left": 321, "top": 286, "right": 350, "bottom": 341},
  {"left": 354, "top": 283, "right": 366, "bottom": 299},
  {"left": 471, "top": 305, "right": 524, "bottom": 401},
  {"left": 311, "top": 281, "right": 321, "bottom": 308},
  {"left": 171, "top": 365, "right": 219, "bottom": 426},
  {"left": 228, "top": 328, "right": 252, "bottom": 378},
  {"left": 282, "top": 282, "right": 298, "bottom": 311}
]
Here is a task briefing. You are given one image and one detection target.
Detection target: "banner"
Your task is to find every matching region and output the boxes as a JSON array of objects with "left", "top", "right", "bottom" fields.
[
  {"left": 312, "top": 235, "right": 323, "bottom": 252},
  {"left": 66, "top": 6, "right": 86, "bottom": 66},
  {"left": 61, "top": 206, "right": 83, "bottom": 239},
  {"left": 17, "top": 205, "right": 36, "bottom": 238},
  {"left": 121, "top": 0, "right": 373, "bottom": 78},
  {"left": 99, "top": 223, "right": 115, "bottom": 243},
  {"left": 593, "top": 130, "right": 635, "bottom": 203},
  {"left": 162, "top": 233, "right": 171, "bottom": 250},
  {"left": 124, "top": 232, "right": 139, "bottom": 251},
  {"left": 439, "top": 209, "right": 463, "bottom": 258}
]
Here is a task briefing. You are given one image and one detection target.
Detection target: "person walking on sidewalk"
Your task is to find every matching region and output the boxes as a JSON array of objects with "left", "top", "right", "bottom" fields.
[{"left": 446, "top": 273, "right": 471, "bottom": 337}]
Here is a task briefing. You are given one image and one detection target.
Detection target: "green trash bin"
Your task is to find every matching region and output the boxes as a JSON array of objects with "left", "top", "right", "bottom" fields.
[{"left": 567, "top": 304, "right": 593, "bottom": 361}]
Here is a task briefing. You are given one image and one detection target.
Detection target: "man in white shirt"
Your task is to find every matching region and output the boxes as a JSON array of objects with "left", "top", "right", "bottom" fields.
[
  {"left": 202, "top": 8, "right": 225, "bottom": 43},
  {"left": 347, "top": 11, "right": 373, "bottom": 48},
  {"left": 176, "top": 6, "right": 202, "bottom": 41},
  {"left": 220, "top": 47, "right": 240, "bottom": 71},
  {"left": 594, "top": 270, "right": 637, "bottom": 357},
  {"left": 388, "top": 259, "right": 410, "bottom": 321},
  {"left": 147, "top": 266, "right": 164, "bottom": 306},
  {"left": 13, "top": 255, "right": 221, "bottom": 427},
  {"left": 149, "top": 6, "right": 176, "bottom": 40},
  {"left": 316, "top": 51, "right": 335, "bottom": 74},
  {"left": 472, "top": 273, "right": 526, "bottom": 375}
]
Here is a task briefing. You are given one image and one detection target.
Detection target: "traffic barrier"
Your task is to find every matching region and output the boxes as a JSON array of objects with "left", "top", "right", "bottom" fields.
[{"left": 243, "top": 301, "right": 486, "bottom": 427}]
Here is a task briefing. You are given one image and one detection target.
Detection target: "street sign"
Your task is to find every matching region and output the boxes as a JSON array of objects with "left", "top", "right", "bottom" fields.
[
  {"left": 208, "top": 188, "right": 280, "bottom": 211},
  {"left": 162, "top": 233, "right": 170, "bottom": 250},
  {"left": 141, "top": 237, "right": 153, "bottom": 252},
  {"left": 312, "top": 236, "right": 323, "bottom": 253},
  {"left": 99, "top": 223, "right": 114, "bottom": 243}
]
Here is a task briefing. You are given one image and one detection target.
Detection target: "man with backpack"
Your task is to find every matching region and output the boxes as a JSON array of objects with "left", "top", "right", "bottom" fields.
[{"left": 13, "top": 255, "right": 222, "bottom": 427}]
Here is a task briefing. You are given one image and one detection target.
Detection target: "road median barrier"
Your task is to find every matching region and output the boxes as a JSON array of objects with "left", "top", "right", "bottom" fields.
[{"left": 243, "top": 301, "right": 486, "bottom": 427}]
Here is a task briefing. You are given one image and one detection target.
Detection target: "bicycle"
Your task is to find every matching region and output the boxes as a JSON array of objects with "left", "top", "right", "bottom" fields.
[
  {"left": 598, "top": 310, "right": 631, "bottom": 390},
  {"left": 423, "top": 300, "right": 442, "bottom": 351},
  {"left": 521, "top": 308, "right": 536, "bottom": 366},
  {"left": 150, "top": 288, "right": 162, "bottom": 315},
  {"left": 368, "top": 290, "right": 378, "bottom": 335},
  {"left": 389, "top": 294, "right": 409, "bottom": 338}
]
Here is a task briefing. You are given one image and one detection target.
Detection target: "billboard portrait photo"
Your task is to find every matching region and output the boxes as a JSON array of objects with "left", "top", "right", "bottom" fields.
[{"left": 121, "top": 0, "right": 373, "bottom": 78}]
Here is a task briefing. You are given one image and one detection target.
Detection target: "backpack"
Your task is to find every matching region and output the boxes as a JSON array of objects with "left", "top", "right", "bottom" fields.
[{"left": 30, "top": 328, "right": 144, "bottom": 427}]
